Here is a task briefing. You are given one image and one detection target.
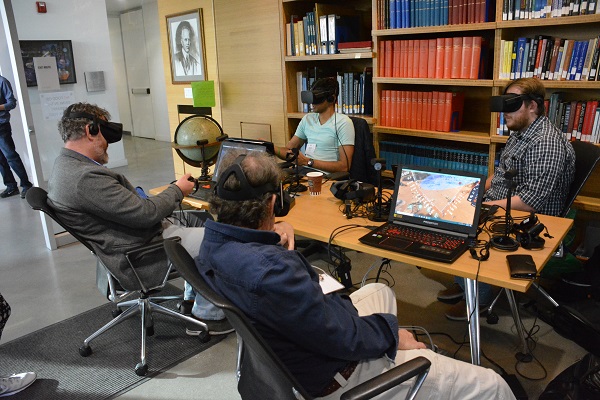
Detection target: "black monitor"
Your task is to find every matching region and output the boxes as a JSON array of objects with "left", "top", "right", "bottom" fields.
[{"left": 212, "top": 138, "right": 275, "bottom": 182}]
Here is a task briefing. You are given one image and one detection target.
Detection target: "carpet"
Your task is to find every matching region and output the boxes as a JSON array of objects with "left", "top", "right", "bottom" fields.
[{"left": 0, "top": 284, "right": 224, "bottom": 399}]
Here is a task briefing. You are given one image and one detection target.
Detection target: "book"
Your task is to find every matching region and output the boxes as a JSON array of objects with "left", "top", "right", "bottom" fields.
[
  {"left": 393, "top": 40, "right": 401, "bottom": 77},
  {"left": 582, "top": 100, "right": 598, "bottom": 141},
  {"left": 443, "top": 37, "right": 453, "bottom": 79},
  {"left": 575, "top": 40, "right": 589, "bottom": 80},
  {"left": 547, "top": 38, "right": 562, "bottom": 80},
  {"left": 449, "top": 92, "right": 465, "bottom": 132},
  {"left": 470, "top": 36, "right": 482, "bottom": 79},
  {"left": 427, "top": 39, "right": 436, "bottom": 78},
  {"left": 582, "top": 37, "right": 598, "bottom": 79},
  {"left": 378, "top": 40, "right": 386, "bottom": 77},
  {"left": 435, "top": 38, "right": 445, "bottom": 79},
  {"left": 451, "top": 36, "right": 463, "bottom": 79},
  {"left": 337, "top": 41, "right": 373, "bottom": 50},
  {"left": 514, "top": 37, "right": 528, "bottom": 79},
  {"left": 560, "top": 39, "right": 576, "bottom": 80},
  {"left": 589, "top": 36, "right": 600, "bottom": 81},
  {"left": 461, "top": 36, "right": 473, "bottom": 79}
]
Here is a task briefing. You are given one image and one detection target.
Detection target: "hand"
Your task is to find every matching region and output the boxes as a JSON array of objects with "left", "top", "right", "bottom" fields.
[
  {"left": 296, "top": 151, "right": 309, "bottom": 166},
  {"left": 175, "top": 173, "right": 196, "bottom": 197},
  {"left": 273, "top": 221, "right": 295, "bottom": 250},
  {"left": 397, "top": 329, "right": 427, "bottom": 351}
]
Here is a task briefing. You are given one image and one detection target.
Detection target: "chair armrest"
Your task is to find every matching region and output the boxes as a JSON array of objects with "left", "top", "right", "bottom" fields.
[{"left": 340, "top": 356, "right": 431, "bottom": 400}]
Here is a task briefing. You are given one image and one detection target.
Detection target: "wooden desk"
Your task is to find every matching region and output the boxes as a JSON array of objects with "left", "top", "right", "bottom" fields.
[{"left": 151, "top": 182, "right": 574, "bottom": 364}]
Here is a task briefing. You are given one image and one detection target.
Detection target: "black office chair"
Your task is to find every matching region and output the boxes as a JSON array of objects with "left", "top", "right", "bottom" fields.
[
  {"left": 26, "top": 187, "right": 209, "bottom": 376},
  {"left": 559, "top": 140, "right": 600, "bottom": 218},
  {"left": 164, "top": 240, "right": 431, "bottom": 400},
  {"left": 349, "top": 116, "right": 377, "bottom": 185}
]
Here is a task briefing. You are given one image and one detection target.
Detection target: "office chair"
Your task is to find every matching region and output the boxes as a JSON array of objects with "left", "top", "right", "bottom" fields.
[
  {"left": 26, "top": 187, "right": 209, "bottom": 376},
  {"left": 164, "top": 240, "right": 431, "bottom": 400}
]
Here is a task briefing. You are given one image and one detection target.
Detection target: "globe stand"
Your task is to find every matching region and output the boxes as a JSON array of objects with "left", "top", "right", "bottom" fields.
[{"left": 196, "top": 139, "right": 211, "bottom": 182}]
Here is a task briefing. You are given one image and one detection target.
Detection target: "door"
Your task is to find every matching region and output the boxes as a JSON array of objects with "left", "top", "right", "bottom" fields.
[{"left": 120, "top": 8, "right": 155, "bottom": 139}]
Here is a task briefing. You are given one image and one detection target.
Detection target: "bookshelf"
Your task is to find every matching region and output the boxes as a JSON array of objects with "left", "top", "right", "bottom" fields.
[
  {"left": 370, "top": 1, "right": 600, "bottom": 204},
  {"left": 278, "top": 1, "right": 600, "bottom": 206}
]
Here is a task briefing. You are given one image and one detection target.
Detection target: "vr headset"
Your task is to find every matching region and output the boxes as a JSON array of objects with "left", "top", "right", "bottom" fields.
[
  {"left": 65, "top": 106, "right": 123, "bottom": 144},
  {"left": 330, "top": 179, "right": 375, "bottom": 203},
  {"left": 300, "top": 78, "right": 338, "bottom": 105},
  {"left": 489, "top": 93, "right": 543, "bottom": 113}
]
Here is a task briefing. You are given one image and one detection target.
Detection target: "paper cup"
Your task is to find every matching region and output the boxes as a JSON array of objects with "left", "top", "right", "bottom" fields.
[{"left": 306, "top": 171, "right": 324, "bottom": 196}]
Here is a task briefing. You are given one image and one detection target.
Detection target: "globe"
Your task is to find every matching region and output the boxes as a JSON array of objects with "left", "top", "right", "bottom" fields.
[{"left": 173, "top": 114, "right": 224, "bottom": 168}]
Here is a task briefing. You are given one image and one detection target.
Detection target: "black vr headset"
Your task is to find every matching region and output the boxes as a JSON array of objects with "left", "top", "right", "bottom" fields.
[
  {"left": 64, "top": 105, "right": 124, "bottom": 143},
  {"left": 490, "top": 92, "right": 544, "bottom": 113},
  {"left": 300, "top": 77, "right": 338, "bottom": 105},
  {"left": 215, "top": 154, "right": 292, "bottom": 217}
]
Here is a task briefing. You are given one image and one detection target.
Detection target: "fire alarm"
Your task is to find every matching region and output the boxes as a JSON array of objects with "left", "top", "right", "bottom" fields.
[{"left": 36, "top": 2, "right": 47, "bottom": 13}]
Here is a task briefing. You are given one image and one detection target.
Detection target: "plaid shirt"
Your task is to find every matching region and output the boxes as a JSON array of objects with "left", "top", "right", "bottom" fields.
[{"left": 484, "top": 116, "right": 575, "bottom": 216}]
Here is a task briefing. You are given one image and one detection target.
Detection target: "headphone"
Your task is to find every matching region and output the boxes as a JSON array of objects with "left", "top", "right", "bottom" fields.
[
  {"left": 215, "top": 154, "right": 291, "bottom": 217},
  {"left": 330, "top": 179, "right": 375, "bottom": 203},
  {"left": 469, "top": 240, "right": 491, "bottom": 261},
  {"left": 63, "top": 104, "right": 124, "bottom": 143}
]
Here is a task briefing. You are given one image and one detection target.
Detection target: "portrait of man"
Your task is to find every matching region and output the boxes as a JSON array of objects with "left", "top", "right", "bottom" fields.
[{"left": 167, "top": 10, "right": 205, "bottom": 83}]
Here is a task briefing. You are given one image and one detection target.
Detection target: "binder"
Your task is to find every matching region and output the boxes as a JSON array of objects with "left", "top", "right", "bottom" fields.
[
  {"left": 319, "top": 15, "right": 328, "bottom": 54},
  {"left": 327, "top": 14, "right": 337, "bottom": 54}
]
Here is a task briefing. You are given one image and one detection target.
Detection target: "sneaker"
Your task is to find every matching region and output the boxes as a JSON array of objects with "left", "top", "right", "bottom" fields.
[
  {"left": 0, "top": 188, "right": 19, "bottom": 199},
  {"left": 437, "top": 283, "right": 464, "bottom": 303},
  {"left": 0, "top": 372, "right": 37, "bottom": 397},
  {"left": 20, "top": 186, "right": 31, "bottom": 199},
  {"left": 186, "top": 315, "right": 234, "bottom": 336},
  {"left": 445, "top": 299, "right": 490, "bottom": 322},
  {"left": 179, "top": 300, "right": 194, "bottom": 316}
]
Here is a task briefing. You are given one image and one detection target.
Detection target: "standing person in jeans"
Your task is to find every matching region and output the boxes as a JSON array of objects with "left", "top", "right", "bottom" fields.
[
  {"left": 0, "top": 75, "right": 32, "bottom": 199},
  {"left": 0, "top": 291, "right": 37, "bottom": 396}
]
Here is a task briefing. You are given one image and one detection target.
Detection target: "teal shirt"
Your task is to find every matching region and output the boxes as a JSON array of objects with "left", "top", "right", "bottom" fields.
[{"left": 294, "top": 112, "right": 355, "bottom": 162}]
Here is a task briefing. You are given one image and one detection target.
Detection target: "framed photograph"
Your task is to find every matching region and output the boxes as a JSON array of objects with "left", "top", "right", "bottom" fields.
[
  {"left": 166, "top": 9, "right": 206, "bottom": 84},
  {"left": 19, "top": 40, "right": 77, "bottom": 87}
]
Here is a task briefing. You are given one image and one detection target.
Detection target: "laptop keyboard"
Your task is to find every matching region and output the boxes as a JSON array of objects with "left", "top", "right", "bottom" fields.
[{"left": 380, "top": 224, "right": 465, "bottom": 251}]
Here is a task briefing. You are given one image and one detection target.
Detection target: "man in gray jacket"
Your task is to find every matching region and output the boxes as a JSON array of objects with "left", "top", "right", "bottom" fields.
[{"left": 46, "top": 102, "right": 232, "bottom": 335}]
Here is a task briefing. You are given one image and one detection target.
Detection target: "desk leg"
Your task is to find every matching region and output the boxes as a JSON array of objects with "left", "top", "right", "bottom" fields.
[
  {"left": 464, "top": 278, "right": 481, "bottom": 365},
  {"left": 505, "top": 288, "right": 532, "bottom": 361}
]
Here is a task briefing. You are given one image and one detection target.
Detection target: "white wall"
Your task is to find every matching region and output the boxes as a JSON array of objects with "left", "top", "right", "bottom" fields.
[
  {"left": 11, "top": 0, "right": 127, "bottom": 179},
  {"left": 108, "top": 15, "right": 134, "bottom": 134}
]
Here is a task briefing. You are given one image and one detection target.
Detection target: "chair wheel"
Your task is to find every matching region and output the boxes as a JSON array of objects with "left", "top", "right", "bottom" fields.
[
  {"left": 135, "top": 362, "right": 148, "bottom": 376},
  {"left": 198, "top": 331, "right": 211, "bottom": 343},
  {"left": 486, "top": 312, "right": 499, "bottom": 324},
  {"left": 79, "top": 345, "right": 92, "bottom": 357},
  {"left": 112, "top": 308, "right": 122, "bottom": 318},
  {"left": 146, "top": 326, "right": 154, "bottom": 336}
]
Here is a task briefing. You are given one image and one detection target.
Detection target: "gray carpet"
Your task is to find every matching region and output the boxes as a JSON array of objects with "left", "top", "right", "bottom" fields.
[{"left": 0, "top": 284, "right": 224, "bottom": 399}]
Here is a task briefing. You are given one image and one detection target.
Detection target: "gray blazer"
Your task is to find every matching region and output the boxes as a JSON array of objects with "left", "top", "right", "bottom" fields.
[{"left": 48, "top": 148, "right": 183, "bottom": 289}]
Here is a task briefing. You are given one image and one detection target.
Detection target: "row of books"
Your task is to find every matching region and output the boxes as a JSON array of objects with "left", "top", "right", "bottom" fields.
[
  {"left": 495, "top": 96, "right": 600, "bottom": 144},
  {"left": 376, "top": 0, "right": 494, "bottom": 29},
  {"left": 379, "top": 141, "right": 490, "bottom": 176},
  {"left": 286, "top": 9, "right": 360, "bottom": 56},
  {"left": 501, "top": 0, "right": 600, "bottom": 20},
  {"left": 499, "top": 35, "right": 600, "bottom": 81},
  {"left": 296, "top": 68, "right": 374, "bottom": 115},
  {"left": 378, "top": 37, "right": 488, "bottom": 79},
  {"left": 379, "top": 90, "right": 465, "bottom": 132}
]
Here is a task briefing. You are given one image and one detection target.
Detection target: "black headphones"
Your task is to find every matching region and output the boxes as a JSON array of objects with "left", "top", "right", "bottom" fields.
[
  {"left": 63, "top": 104, "right": 124, "bottom": 143},
  {"left": 330, "top": 179, "right": 376, "bottom": 203},
  {"left": 215, "top": 154, "right": 291, "bottom": 217},
  {"left": 469, "top": 240, "right": 491, "bottom": 261}
]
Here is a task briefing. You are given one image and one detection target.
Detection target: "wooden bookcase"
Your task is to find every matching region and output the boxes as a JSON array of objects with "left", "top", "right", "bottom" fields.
[{"left": 279, "top": 1, "right": 600, "bottom": 209}]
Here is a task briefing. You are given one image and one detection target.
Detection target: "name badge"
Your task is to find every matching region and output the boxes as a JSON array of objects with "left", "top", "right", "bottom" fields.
[{"left": 305, "top": 143, "right": 317, "bottom": 157}]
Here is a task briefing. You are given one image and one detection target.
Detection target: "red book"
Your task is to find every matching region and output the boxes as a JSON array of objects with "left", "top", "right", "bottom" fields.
[
  {"left": 470, "top": 37, "right": 482, "bottom": 79},
  {"left": 461, "top": 36, "right": 473, "bottom": 79},
  {"left": 396, "top": 89, "right": 402, "bottom": 128},
  {"left": 400, "top": 40, "right": 406, "bottom": 78},
  {"left": 467, "top": 0, "right": 475, "bottom": 23},
  {"left": 419, "top": 39, "right": 428, "bottom": 79},
  {"left": 380, "top": 90, "right": 388, "bottom": 126},
  {"left": 435, "top": 38, "right": 445, "bottom": 79},
  {"left": 400, "top": 90, "right": 408, "bottom": 128},
  {"left": 407, "top": 40, "right": 415, "bottom": 78},
  {"left": 378, "top": 40, "right": 386, "bottom": 77},
  {"left": 451, "top": 36, "right": 463, "bottom": 79},
  {"left": 442, "top": 92, "right": 452, "bottom": 132},
  {"left": 443, "top": 38, "right": 453, "bottom": 79},
  {"left": 534, "top": 38, "right": 547, "bottom": 78},
  {"left": 424, "top": 92, "right": 433, "bottom": 131},
  {"left": 427, "top": 39, "right": 436, "bottom": 79},
  {"left": 581, "top": 100, "right": 597, "bottom": 141},
  {"left": 432, "top": 91, "right": 440, "bottom": 130},
  {"left": 390, "top": 90, "right": 398, "bottom": 128},
  {"left": 449, "top": 92, "right": 466, "bottom": 131},
  {"left": 384, "top": 40, "right": 393, "bottom": 77},
  {"left": 409, "top": 91, "right": 418, "bottom": 129},
  {"left": 571, "top": 101, "right": 583, "bottom": 140},
  {"left": 337, "top": 41, "right": 373, "bottom": 50},
  {"left": 457, "top": 0, "right": 465, "bottom": 24},
  {"left": 449, "top": 0, "right": 457, "bottom": 25},
  {"left": 393, "top": 40, "right": 401, "bottom": 77},
  {"left": 461, "top": 0, "right": 468, "bottom": 24},
  {"left": 416, "top": 91, "right": 424, "bottom": 130}
]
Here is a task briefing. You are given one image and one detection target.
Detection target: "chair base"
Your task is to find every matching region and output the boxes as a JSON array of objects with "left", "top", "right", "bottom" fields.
[{"left": 79, "top": 294, "right": 210, "bottom": 375}]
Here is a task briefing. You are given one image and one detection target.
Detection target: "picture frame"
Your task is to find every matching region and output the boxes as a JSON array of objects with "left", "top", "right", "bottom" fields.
[
  {"left": 166, "top": 9, "right": 206, "bottom": 84},
  {"left": 19, "top": 40, "right": 77, "bottom": 87}
]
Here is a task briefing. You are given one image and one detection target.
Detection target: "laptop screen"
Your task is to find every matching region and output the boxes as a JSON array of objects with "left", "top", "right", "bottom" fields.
[
  {"left": 212, "top": 138, "right": 275, "bottom": 182},
  {"left": 390, "top": 165, "right": 485, "bottom": 236}
]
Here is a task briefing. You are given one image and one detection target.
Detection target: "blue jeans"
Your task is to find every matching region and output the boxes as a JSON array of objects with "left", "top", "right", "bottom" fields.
[
  {"left": 0, "top": 122, "right": 32, "bottom": 190},
  {"left": 454, "top": 277, "right": 495, "bottom": 306}
]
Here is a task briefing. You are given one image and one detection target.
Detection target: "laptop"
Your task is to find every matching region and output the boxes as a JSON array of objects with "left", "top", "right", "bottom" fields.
[
  {"left": 189, "top": 138, "right": 275, "bottom": 201},
  {"left": 358, "top": 165, "right": 486, "bottom": 263}
]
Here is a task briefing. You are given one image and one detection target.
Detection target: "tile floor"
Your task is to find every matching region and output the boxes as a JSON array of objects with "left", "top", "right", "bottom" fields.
[{"left": 0, "top": 135, "right": 588, "bottom": 399}]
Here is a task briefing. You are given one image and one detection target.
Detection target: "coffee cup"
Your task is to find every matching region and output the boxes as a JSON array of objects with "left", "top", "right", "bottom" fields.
[{"left": 306, "top": 171, "right": 324, "bottom": 196}]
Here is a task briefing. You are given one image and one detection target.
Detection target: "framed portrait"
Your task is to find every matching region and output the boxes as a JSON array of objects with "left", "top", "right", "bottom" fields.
[
  {"left": 19, "top": 40, "right": 77, "bottom": 87},
  {"left": 166, "top": 9, "right": 206, "bottom": 84}
]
